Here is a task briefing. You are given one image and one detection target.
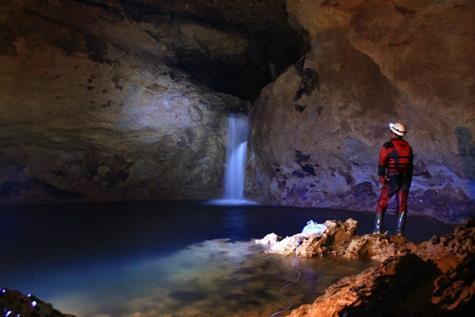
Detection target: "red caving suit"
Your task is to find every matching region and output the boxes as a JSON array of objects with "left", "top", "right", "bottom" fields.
[{"left": 376, "top": 137, "right": 414, "bottom": 215}]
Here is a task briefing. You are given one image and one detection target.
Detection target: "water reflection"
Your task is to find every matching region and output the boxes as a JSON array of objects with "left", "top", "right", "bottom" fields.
[
  {"left": 0, "top": 202, "right": 454, "bottom": 316},
  {"left": 223, "top": 207, "right": 249, "bottom": 241},
  {"left": 46, "top": 240, "right": 372, "bottom": 317}
]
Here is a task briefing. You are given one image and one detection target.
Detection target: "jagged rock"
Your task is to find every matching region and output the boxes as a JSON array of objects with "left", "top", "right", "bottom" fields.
[
  {"left": 247, "top": 0, "right": 475, "bottom": 223},
  {"left": 258, "top": 219, "right": 361, "bottom": 258},
  {"left": 288, "top": 221, "right": 475, "bottom": 317},
  {"left": 255, "top": 232, "right": 281, "bottom": 246},
  {"left": 415, "top": 220, "right": 475, "bottom": 311},
  {"left": 344, "top": 234, "right": 411, "bottom": 262},
  {"left": 258, "top": 218, "right": 412, "bottom": 261},
  {"left": 0, "top": 289, "right": 74, "bottom": 317}
]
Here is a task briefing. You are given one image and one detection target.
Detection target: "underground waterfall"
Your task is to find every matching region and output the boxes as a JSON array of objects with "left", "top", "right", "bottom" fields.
[
  {"left": 210, "top": 114, "right": 255, "bottom": 205},
  {"left": 1, "top": 1, "right": 473, "bottom": 316}
]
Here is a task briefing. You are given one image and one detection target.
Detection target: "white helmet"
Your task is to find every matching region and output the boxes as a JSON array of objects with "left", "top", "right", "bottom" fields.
[{"left": 389, "top": 122, "right": 407, "bottom": 136}]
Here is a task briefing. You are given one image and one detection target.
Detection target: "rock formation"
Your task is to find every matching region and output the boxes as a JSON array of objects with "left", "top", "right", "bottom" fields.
[
  {"left": 247, "top": 0, "right": 475, "bottom": 223},
  {"left": 1, "top": 0, "right": 473, "bottom": 214},
  {"left": 286, "top": 220, "right": 474, "bottom": 317},
  {"left": 3, "top": 222, "right": 473, "bottom": 316},
  {"left": 0, "top": 0, "right": 306, "bottom": 203},
  {"left": 0, "top": 289, "right": 74, "bottom": 317},
  {"left": 256, "top": 219, "right": 410, "bottom": 261}
]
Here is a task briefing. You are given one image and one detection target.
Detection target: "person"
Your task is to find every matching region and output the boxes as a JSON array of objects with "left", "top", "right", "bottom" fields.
[{"left": 373, "top": 122, "right": 414, "bottom": 235}]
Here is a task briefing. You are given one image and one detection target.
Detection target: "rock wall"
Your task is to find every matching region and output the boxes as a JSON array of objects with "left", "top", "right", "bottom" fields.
[
  {"left": 0, "top": 1, "right": 249, "bottom": 203},
  {"left": 0, "top": 0, "right": 308, "bottom": 204},
  {"left": 247, "top": 0, "right": 475, "bottom": 222}
]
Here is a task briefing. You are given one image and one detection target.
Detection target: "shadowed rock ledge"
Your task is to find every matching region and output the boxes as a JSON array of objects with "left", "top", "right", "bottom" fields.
[{"left": 282, "top": 220, "right": 475, "bottom": 317}]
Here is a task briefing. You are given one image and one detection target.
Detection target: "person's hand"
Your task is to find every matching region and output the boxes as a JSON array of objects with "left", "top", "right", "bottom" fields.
[{"left": 379, "top": 176, "right": 387, "bottom": 184}]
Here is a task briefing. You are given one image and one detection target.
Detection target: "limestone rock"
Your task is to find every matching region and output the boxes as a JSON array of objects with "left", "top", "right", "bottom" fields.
[
  {"left": 258, "top": 218, "right": 412, "bottom": 262},
  {"left": 288, "top": 221, "right": 475, "bottom": 317},
  {"left": 11, "top": 0, "right": 307, "bottom": 101},
  {"left": 255, "top": 233, "right": 281, "bottom": 246},
  {"left": 416, "top": 220, "right": 475, "bottom": 311},
  {"left": 259, "top": 219, "right": 360, "bottom": 258},
  {"left": 344, "top": 234, "right": 411, "bottom": 262},
  {"left": 247, "top": 0, "right": 475, "bottom": 223},
  {"left": 0, "top": 1, "right": 248, "bottom": 203}
]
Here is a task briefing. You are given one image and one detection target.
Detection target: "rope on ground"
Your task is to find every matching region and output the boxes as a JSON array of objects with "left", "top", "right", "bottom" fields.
[{"left": 270, "top": 238, "right": 303, "bottom": 317}]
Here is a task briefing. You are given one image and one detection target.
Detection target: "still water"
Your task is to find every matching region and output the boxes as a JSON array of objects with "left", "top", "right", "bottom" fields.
[{"left": 0, "top": 201, "right": 453, "bottom": 316}]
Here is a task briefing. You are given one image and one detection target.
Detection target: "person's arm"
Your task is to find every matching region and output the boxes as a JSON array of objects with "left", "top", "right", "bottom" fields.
[
  {"left": 407, "top": 146, "right": 414, "bottom": 183},
  {"left": 378, "top": 142, "right": 392, "bottom": 183}
]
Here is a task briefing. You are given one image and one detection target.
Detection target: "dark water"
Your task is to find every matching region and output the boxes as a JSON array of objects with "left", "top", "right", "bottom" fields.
[{"left": 0, "top": 201, "right": 454, "bottom": 316}]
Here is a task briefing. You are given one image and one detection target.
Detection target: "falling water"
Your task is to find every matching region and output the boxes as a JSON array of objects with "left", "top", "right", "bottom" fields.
[
  {"left": 224, "top": 115, "right": 249, "bottom": 199},
  {"left": 208, "top": 115, "right": 254, "bottom": 205}
]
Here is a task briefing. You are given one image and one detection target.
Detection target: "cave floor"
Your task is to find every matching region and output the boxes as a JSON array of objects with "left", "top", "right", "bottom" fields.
[{"left": 0, "top": 201, "right": 454, "bottom": 316}]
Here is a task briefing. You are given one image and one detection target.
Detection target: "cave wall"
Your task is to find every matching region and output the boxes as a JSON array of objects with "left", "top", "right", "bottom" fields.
[
  {"left": 247, "top": 0, "right": 475, "bottom": 222},
  {"left": 0, "top": 0, "right": 253, "bottom": 203},
  {"left": 1, "top": 0, "right": 473, "bottom": 219}
]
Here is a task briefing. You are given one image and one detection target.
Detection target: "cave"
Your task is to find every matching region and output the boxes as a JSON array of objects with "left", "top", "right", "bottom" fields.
[{"left": 0, "top": 0, "right": 474, "bottom": 316}]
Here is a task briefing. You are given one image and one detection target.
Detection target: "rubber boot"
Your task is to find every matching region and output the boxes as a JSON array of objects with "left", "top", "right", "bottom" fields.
[
  {"left": 373, "top": 213, "right": 384, "bottom": 234},
  {"left": 395, "top": 212, "right": 407, "bottom": 236}
]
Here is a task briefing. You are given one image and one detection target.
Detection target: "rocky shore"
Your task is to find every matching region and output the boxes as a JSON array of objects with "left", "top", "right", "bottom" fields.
[
  {"left": 3, "top": 220, "right": 473, "bottom": 316},
  {"left": 257, "top": 219, "right": 474, "bottom": 316},
  {"left": 256, "top": 219, "right": 411, "bottom": 261}
]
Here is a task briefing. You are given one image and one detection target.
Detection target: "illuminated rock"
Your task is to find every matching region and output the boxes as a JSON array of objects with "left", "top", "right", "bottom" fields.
[
  {"left": 0, "top": 0, "right": 309, "bottom": 204},
  {"left": 259, "top": 218, "right": 412, "bottom": 261},
  {"left": 259, "top": 219, "right": 363, "bottom": 258},
  {"left": 247, "top": 0, "right": 475, "bottom": 223},
  {"left": 287, "top": 220, "right": 475, "bottom": 317},
  {"left": 0, "top": 1, "right": 250, "bottom": 203},
  {"left": 255, "top": 232, "right": 281, "bottom": 246}
]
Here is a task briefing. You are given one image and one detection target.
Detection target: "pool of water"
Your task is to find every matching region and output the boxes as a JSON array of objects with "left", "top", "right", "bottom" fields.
[{"left": 0, "top": 201, "right": 454, "bottom": 316}]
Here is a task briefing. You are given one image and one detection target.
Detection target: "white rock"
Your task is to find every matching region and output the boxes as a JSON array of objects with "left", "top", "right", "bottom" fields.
[{"left": 255, "top": 233, "right": 281, "bottom": 247}]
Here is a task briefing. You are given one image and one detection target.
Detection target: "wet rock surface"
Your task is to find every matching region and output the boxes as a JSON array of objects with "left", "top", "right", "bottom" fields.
[
  {"left": 287, "top": 220, "right": 475, "bottom": 317},
  {"left": 247, "top": 0, "right": 475, "bottom": 223},
  {"left": 257, "top": 219, "right": 410, "bottom": 261}
]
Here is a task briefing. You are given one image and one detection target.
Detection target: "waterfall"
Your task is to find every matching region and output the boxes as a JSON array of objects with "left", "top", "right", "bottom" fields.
[
  {"left": 224, "top": 115, "right": 249, "bottom": 199},
  {"left": 208, "top": 114, "right": 255, "bottom": 205}
]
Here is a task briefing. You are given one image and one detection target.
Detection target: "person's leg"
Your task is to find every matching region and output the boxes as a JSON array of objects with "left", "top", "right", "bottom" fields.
[
  {"left": 395, "top": 186, "right": 409, "bottom": 235},
  {"left": 374, "top": 184, "right": 392, "bottom": 234}
]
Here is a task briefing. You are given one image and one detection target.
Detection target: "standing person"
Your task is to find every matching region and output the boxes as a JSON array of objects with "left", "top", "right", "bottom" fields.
[{"left": 373, "top": 122, "right": 414, "bottom": 235}]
